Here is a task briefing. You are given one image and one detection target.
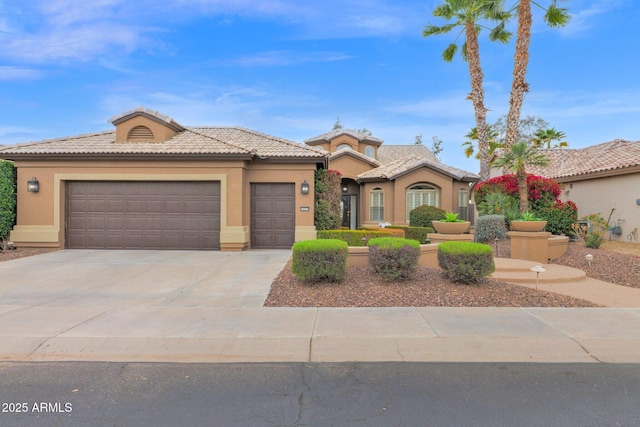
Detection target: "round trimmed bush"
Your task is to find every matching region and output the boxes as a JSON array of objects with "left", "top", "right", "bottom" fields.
[
  {"left": 437, "top": 241, "right": 495, "bottom": 284},
  {"left": 409, "top": 205, "right": 446, "bottom": 228},
  {"left": 474, "top": 214, "right": 507, "bottom": 243},
  {"left": 368, "top": 237, "right": 420, "bottom": 281},
  {"left": 292, "top": 239, "right": 348, "bottom": 283}
]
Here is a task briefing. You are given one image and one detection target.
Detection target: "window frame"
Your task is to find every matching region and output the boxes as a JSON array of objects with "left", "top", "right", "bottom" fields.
[
  {"left": 406, "top": 184, "right": 439, "bottom": 222},
  {"left": 370, "top": 188, "right": 384, "bottom": 223}
]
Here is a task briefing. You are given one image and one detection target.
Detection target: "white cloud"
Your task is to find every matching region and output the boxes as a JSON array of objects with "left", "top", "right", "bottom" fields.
[
  {"left": 385, "top": 92, "right": 477, "bottom": 119},
  {"left": 560, "top": 0, "right": 625, "bottom": 37},
  {"left": 219, "top": 50, "right": 352, "bottom": 67}
]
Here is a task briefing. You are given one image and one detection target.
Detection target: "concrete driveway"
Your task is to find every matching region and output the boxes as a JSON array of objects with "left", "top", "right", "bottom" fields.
[{"left": 0, "top": 249, "right": 292, "bottom": 308}]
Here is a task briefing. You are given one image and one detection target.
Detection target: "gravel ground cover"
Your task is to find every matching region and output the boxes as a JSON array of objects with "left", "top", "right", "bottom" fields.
[{"left": 264, "top": 240, "right": 639, "bottom": 308}]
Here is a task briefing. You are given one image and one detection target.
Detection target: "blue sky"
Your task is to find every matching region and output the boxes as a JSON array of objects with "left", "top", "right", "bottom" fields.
[{"left": 1, "top": 0, "right": 638, "bottom": 173}]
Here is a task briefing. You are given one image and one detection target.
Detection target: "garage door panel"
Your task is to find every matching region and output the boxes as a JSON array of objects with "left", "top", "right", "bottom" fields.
[
  {"left": 66, "top": 181, "right": 220, "bottom": 250},
  {"left": 251, "top": 183, "right": 295, "bottom": 249}
]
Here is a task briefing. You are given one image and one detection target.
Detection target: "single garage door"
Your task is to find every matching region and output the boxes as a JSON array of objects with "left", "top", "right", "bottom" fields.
[
  {"left": 251, "top": 183, "right": 295, "bottom": 249},
  {"left": 66, "top": 181, "right": 220, "bottom": 250}
]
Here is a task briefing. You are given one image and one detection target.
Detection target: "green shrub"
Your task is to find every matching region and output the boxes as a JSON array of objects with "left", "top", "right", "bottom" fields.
[
  {"left": 437, "top": 241, "right": 495, "bottom": 284},
  {"left": 314, "top": 169, "right": 342, "bottom": 231},
  {"left": 538, "top": 200, "right": 578, "bottom": 236},
  {"left": 317, "top": 229, "right": 394, "bottom": 246},
  {"left": 0, "top": 160, "right": 17, "bottom": 241},
  {"left": 585, "top": 233, "right": 604, "bottom": 249},
  {"left": 368, "top": 237, "right": 420, "bottom": 281},
  {"left": 291, "top": 239, "right": 348, "bottom": 283},
  {"left": 474, "top": 215, "right": 507, "bottom": 243},
  {"left": 386, "top": 225, "right": 433, "bottom": 243},
  {"left": 572, "top": 213, "right": 607, "bottom": 249},
  {"left": 409, "top": 205, "right": 446, "bottom": 228},
  {"left": 476, "top": 190, "right": 520, "bottom": 223}
]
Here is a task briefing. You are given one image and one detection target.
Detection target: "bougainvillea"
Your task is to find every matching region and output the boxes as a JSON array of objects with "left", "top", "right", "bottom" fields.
[
  {"left": 474, "top": 174, "right": 561, "bottom": 211},
  {"left": 314, "top": 169, "right": 342, "bottom": 230},
  {"left": 538, "top": 200, "right": 578, "bottom": 236}
]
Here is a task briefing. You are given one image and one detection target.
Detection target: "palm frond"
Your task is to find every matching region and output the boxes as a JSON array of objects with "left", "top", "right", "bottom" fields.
[
  {"left": 545, "top": 4, "right": 571, "bottom": 28},
  {"left": 443, "top": 43, "right": 458, "bottom": 62},
  {"left": 489, "top": 21, "right": 511, "bottom": 43},
  {"left": 423, "top": 23, "right": 458, "bottom": 37}
]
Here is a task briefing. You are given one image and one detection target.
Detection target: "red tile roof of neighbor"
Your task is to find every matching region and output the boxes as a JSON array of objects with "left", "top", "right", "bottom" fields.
[{"left": 528, "top": 139, "right": 640, "bottom": 179}]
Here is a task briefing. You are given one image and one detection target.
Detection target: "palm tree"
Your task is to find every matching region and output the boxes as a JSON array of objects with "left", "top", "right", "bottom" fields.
[
  {"left": 423, "top": 0, "right": 511, "bottom": 181},
  {"left": 462, "top": 125, "right": 501, "bottom": 159},
  {"left": 532, "top": 127, "right": 568, "bottom": 149},
  {"left": 504, "top": 1, "right": 570, "bottom": 151},
  {"left": 491, "top": 141, "right": 548, "bottom": 213}
]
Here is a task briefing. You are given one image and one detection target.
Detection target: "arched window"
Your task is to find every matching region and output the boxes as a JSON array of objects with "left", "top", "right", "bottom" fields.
[
  {"left": 458, "top": 188, "right": 469, "bottom": 220},
  {"left": 364, "top": 146, "right": 375, "bottom": 158},
  {"left": 127, "top": 125, "right": 154, "bottom": 142},
  {"left": 406, "top": 184, "right": 439, "bottom": 221},
  {"left": 336, "top": 144, "right": 352, "bottom": 151},
  {"left": 370, "top": 188, "right": 384, "bottom": 222}
]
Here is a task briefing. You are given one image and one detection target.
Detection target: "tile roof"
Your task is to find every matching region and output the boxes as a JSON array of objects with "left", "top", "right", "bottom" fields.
[
  {"left": 0, "top": 127, "right": 327, "bottom": 159},
  {"left": 358, "top": 155, "right": 480, "bottom": 182},
  {"left": 377, "top": 144, "right": 438, "bottom": 164},
  {"left": 525, "top": 139, "right": 640, "bottom": 179},
  {"left": 329, "top": 148, "right": 381, "bottom": 167},
  {"left": 304, "top": 129, "right": 384, "bottom": 146}
]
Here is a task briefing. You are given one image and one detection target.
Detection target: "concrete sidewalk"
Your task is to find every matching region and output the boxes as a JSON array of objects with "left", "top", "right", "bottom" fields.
[{"left": 1, "top": 305, "right": 639, "bottom": 363}]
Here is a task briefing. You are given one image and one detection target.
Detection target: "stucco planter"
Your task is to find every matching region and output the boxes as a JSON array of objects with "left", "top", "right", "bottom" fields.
[
  {"left": 432, "top": 221, "right": 470, "bottom": 234},
  {"left": 510, "top": 220, "right": 547, "bottom": 232}
]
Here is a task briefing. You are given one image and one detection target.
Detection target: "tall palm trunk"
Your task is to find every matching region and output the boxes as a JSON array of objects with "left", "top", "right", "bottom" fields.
[
  {"left": 465, "top": 21, "right": 490, "bottom": 181},
  {"left": 505, "top": 0, "right": 532, "bottom": 156}
]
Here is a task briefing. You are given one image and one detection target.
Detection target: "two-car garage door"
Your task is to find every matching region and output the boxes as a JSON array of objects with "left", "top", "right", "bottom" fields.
[
  {"left": 65, "top": 181, "right": 296, "bottom": 250},
  {"left": 66, "top": 181, "right": 221, "bottom": 250}
]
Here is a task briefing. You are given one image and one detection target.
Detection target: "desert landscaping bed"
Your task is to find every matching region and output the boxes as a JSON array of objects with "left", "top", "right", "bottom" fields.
[{"left": 264, "top": 241, "right": 639, "bottom": 308}]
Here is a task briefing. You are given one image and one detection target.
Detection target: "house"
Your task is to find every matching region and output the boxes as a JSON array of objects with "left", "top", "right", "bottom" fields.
[
  {"left": 0, "top": 108, "right": 480, "bottom": 251},
  {"left": 305, "top": 129, "right": 479, "bottom": 229},
  {"left": 526, "top": 139, "right": 640, "bottom": 244},
  {"left": 0, "top": 108, "right": 327, "bottom": 250}
]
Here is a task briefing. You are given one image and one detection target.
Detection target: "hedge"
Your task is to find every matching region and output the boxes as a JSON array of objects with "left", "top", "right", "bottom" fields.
[
  {"left": 291, "top": 239, "right": 348, "bottom": 283},
  {"left": 317, "top": 229, "right": 395, "bottom": 246},
  {"left": 0, "top": 161, "right": 16, "bottom": 241},
  {"left": 386, "top": 225, "right": 433, "bottom": 243},
  {"left": 409, "top": 205, "right": 446, "bottom": 228}
]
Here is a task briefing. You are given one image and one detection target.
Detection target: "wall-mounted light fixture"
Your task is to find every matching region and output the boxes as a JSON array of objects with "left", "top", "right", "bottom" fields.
[
  {"left": 342, "top": 185, "right": 348, "bottom": 193},
  {"left": 300, "top": 180, "right": 309, "bottom": 195},
  {"left": 27, "top": 177, "right": 39, "bottom": 193}
]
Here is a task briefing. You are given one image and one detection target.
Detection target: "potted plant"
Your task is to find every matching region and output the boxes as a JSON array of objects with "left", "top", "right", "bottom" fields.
[
  {"left": 510, "top": 211, "right": 547, "bottom": 232},
  {"left": 432, "top": 212, "right": 471, "bottom": 234}
]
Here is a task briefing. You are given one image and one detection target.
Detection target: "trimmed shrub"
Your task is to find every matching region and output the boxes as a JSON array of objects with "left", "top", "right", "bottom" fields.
[
  {"left": 474, "top": 215, "right": 507, "bottom": 243},
  {"left": 409, "top": 205, "right": 446, "bottom": 228},
  {"left": 314, "top": 169, "right": 342, "bottom": 231},
  {"left": 317, "top": 229, "right": 394, "bottom": 246},
  {"left": 437, "top": 241, "right": 495, "bottom": 284},
  {"left": 374, "top": 227, "right": 405, "bottom": 238},
  {"left": 538, "top": 200, "right": 578, "bottom": 236},
  {"left": 291, "top": 239, "right": 348, "bottom": 283},
  {"left": 0, "top": 160, "right": 16, "bottom": 242},
  {"left": 387, "top": 225, "right": 433, "bottom": 243},
  {"left": 368, "top": 237, "right": 420, "bottom": 281}
]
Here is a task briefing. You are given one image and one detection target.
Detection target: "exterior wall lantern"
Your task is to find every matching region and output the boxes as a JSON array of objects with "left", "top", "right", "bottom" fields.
[
  {"left": 300, "top": 180, "right": 310, "bottom": 195},
  {"left": 342, "top": 185, "right": 348, "bottom": 193},
  {"left": 27, "top": 177, "right": 40, "bottom": 193}
]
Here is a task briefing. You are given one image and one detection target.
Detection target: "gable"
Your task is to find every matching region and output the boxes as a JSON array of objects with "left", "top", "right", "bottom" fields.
[{"left": 111, "top": 108, "right": 186, "bottom": 143}]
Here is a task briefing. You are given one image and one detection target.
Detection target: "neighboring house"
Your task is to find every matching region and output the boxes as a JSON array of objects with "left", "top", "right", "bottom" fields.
[
  {"left": 534, "top": 139, "right": 640, "bottom": 243},
  {"left": 305, "top": 129, "right": 479, "bottom": 229},
  {"left": 491, "top": 139, "right": 640, "bottom": 244},
  {"left": 0, "top": 108, "right": 327, "bottom": 250}
]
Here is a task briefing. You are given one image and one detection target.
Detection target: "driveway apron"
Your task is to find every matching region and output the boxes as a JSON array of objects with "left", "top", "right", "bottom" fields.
[{"left": 0, "top": 250, "right": 292, "bottom": 308}]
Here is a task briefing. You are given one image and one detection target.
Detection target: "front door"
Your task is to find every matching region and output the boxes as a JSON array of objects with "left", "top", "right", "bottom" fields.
[{"left": 341, "top": 195, "right": 357, "bottom": 229}]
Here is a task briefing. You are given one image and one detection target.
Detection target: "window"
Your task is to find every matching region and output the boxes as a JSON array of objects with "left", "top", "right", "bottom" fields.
[
  {"left": 458, "top": 188, "right": 469, "bottom": 220},
  {"left": 364, "top": 146, "right": 375, "bottom": 158},
  {"left": 337, "top": 144, "right": 352, "bottom": 151},
  {"left": 370, "top": 188, "right": 384, "bottom": 222},
  {"left": 406, "top": 184, "right": 439, "bottom": 221}
]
